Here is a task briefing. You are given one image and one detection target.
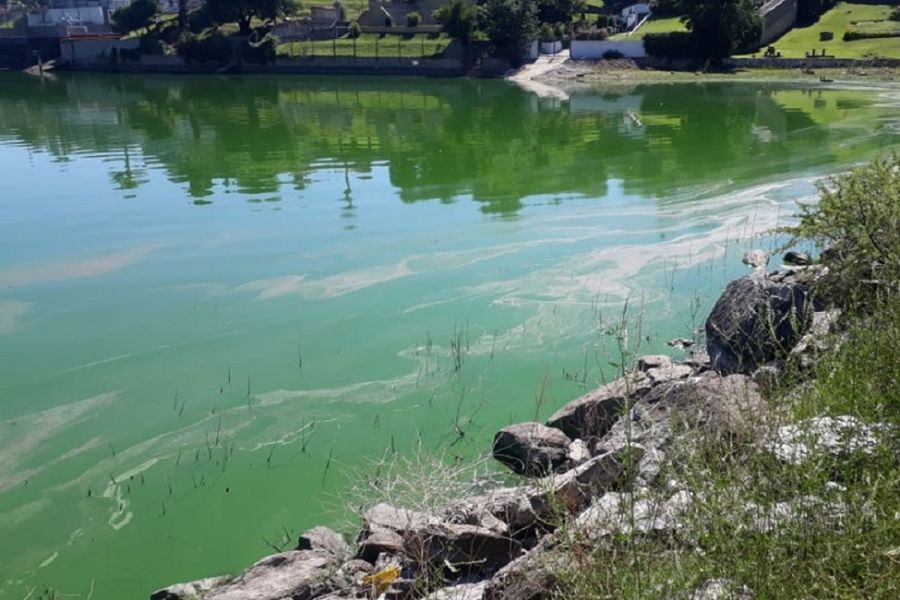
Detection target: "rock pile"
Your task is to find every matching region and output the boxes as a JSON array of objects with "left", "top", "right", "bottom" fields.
[{"left": 152, "top": 252, "right": 873, "bottom": 600}]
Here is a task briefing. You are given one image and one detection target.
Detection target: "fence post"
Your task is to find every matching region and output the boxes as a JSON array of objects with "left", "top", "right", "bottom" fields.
[
  {"left": 375, "top": 35, "right": 378, "bottom": 61},
  {"left": 332, "top": 27, "right": 336, "bottom": 58},
  {"left": 421, "top": 34, "right": 424, "bottom": 57},
  {"left": 398, "top": 35, "right": 401, "bottom": 59}
]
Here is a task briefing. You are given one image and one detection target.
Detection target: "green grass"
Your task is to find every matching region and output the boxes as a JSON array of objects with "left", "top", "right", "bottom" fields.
[
  {"left": 277, "top": 33, "right": 451, "bottom": 59},
  {"left": 610, "top": 16, "right": 686, "bottom": 40},
  {"left": 745, "top": 2, "right": 900, "bottom": 59},
  {"left": 550, "top": 154, "right": 900, "bottom": 599}
]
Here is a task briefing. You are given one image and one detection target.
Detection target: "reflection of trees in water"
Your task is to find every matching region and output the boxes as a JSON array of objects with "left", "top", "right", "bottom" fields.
[{"left": 0, "top": 74, "right": 875, "bottom": 216}]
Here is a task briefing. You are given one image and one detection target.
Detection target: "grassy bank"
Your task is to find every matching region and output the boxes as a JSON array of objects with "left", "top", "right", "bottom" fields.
[
  {"left": 743, "top": 2, "right": 900, "bottom": 59},
  {"left": 550, "top": 155, "right": 900, "bottom": 598}
]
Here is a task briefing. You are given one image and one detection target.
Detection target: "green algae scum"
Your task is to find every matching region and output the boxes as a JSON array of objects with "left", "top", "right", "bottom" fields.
[{"left": 0, "top": 73, "right": 898, "bottom": 598}]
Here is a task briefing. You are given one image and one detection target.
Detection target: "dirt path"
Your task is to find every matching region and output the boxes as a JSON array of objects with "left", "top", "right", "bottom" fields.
[{"left": 507, "top": 51, "right": 571, "bottom": 100}]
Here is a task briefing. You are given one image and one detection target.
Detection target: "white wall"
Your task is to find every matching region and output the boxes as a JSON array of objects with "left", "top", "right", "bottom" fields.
[
  {"left": 27, "top": 7, "right": 105, "bottom": 26},
  {"left": 570, "top": 40, "right": 646, "bottom": 59}
]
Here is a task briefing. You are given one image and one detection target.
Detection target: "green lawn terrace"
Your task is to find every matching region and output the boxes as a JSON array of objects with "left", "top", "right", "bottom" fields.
[
  {"left": 744, "top": 2, "right": 900, "bottom": 59},
  {"left": 610, "top": 16, "right": 686, "bottom": 40}
]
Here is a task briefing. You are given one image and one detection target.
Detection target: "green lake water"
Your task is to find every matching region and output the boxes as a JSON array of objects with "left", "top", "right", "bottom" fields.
[{"left": 1, "top": 73, "right": 899, "bottom": 599}]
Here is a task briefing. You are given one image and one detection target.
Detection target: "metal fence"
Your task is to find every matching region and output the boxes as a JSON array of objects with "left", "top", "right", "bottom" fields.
[{"left": 278, "top": 34, "right": 450, "bottom": 60}]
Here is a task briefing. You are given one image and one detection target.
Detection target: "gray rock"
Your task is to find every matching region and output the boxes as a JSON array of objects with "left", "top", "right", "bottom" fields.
[
  {"left": 203, "top": 550, "right": 339, "bottom": 600},
  {"left": 789, "top": 309, "right": 841, "bottom": 371},
  {"left": 595, "top": 372, "right": 768, "bottom": 486},
  {"left": 646, "top": 364, "right": 694, "bottom": 385},
  {"left": 783, "top": 250, "right": 812, "bottom": 266},
  {"left": 575, "top": 489, "right": 693, "bottom": 539},
  {"left": 742, "top": 249, "right": 770, "bottom": 269},
  {"left": 150, "top": 576, "right": 231, "bottom": 600},
  {"left": 445, "top": 446, "right": 640, "bottom": 541},
  {"left": 546, "top": 373, "right": 651, "bottom": 440},
  {"left": 686, "top": 578, "right": 754, "bottom": 600},
  {"left": 767, "top": 416, "right": 888, "bottom": 465},
  {"left": 565, "top": 439, "right": 591, "bottom": 466},
  {"left": 637, "top": 354, "right": 672, "bottom": 371},
  {"left": 668, "top": 337, "right": 696, "bottom": 350},
  {"left": 706, "top": 272, "right": 815, "bottom": 375},
  {"left": 482, "top": 539, "right": 562, "bottom": 600},
  {"left": 404, "top": 522, "right": 517, "bottom": 573},
  {"left": 297, "top": 526, "right": 349, "bottom": 558},
  {"left": 424, "top": 581, "right": 487, "bottom": 600},
  {"left": 357, "top": 503, "right": 432, "bottom": 563},
  {"left": 492, "top": 422, "right": 572, "bottom": 476}
]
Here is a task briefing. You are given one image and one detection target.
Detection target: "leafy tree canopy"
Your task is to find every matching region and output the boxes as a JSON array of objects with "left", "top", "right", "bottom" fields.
[
  {"left": 206, "top": 0, "right": 297, "bottom": 35},
  {"left": 478, "top": 0, "right": 538, "bottom": 61},
  {"left": 111, "top": 0, "right": 158, "bottom": 35},
  {"left": 433, "top": 0, "right": 479, "bottom": 43}
]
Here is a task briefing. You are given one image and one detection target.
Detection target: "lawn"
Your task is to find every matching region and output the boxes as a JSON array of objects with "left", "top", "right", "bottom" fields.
[
  {"left": 610, "top": 16, "right": 686, "bottom": 40},
  {"left": 745, "top": 2, "right": 900, "bottom": 59},
  {"left": 277, "top": 33, "right": 451, "bottom": 59}
]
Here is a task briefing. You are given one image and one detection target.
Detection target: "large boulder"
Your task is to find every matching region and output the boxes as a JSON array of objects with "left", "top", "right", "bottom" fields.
[
  {"left": 706, "top": 271, "right": 816, "bottom": 375},
  {"left": 202, "top": 550, "right": 339, "bottom": 600},
  {"left": 594, "top": 372, "right": 768, "bottom": 486},
  {"left": 546, "top": 373, "right": 651, "bottom": 441},
  {"left": 404, "top": 522, "right": 518, "bottom": 574},
  {"left": 492, "top": 422, "right": 572, "bottom": 476}
]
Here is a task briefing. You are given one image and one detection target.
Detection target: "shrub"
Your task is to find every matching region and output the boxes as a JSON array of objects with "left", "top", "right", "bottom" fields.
[
  {"left": 348, "top": 21, "right": 361, "bottom": 39},
  {"left": 384, "top": 14, "right": 393, "bottom": 27},
  {"left": 780, "top": 153, "right": 900, "bottom": 311},
  {"left": 539, "top": 23, "right": 555, "bottom": 42},
  {"left": 176, "top": 31, "right": 232, "bottom": 64},
  {"left": 406, "top": 11, "right": 421, "bottom": 27},
  {"left": 643, "top": 31, "right": 698, "bottom": 59},
  {"left": 602, "top": 49, "right": 624, "bottom": 59},
  {"left": 892, "top": 7, "right": 900, "bottom": 22},
  {"left": 433, "top": 0, "right": 478, "bottom": 43},
  {"left": 843, "top": 29, "right": 900, "bottom": 42}
]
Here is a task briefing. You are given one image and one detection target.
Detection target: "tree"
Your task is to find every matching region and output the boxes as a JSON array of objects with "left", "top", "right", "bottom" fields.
[
  {"left": 433, "top": 0, "right": 479, "bottom": 43},
  {"left": 111, "top": 0, "right": 158, "bottom": 35},
  {"left": 479, "top": 0, "right": 537, "bottom": 62},
  {"left": 680, "top": 0, "right": 761, "bottom": 58},
  {"left": 537, "top": 0, "right": 584, "bottom": 25},
  {"left": 206, "top": 0, "right": 297, "bottom": 35}
]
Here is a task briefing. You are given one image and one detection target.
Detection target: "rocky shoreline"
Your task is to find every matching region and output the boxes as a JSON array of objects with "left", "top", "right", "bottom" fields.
[{"left": 151, "top": 249, "right": 877, "bottom": 600}]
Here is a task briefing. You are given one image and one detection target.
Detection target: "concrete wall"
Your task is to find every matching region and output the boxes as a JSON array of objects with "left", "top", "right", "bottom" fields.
[
  {"left": 570, "top": 39, "right": 646, "bottom": 59},
  {"left": 27, "top": 6, "right": 105, "bottom": 26},
  {"left": 760, "top": 0, "right": 799, "bottom": 46},
  {"left": 60, "top": 36, "right": 138, "bottom": 64}
]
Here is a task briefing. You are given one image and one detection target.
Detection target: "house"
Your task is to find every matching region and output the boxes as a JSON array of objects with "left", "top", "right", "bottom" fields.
[{"left": 620, "top": 3, "right": 651, "bottom": 30}]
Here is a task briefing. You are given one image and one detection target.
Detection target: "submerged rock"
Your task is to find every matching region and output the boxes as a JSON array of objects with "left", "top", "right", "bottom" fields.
[
  {"left": 492, "top": 422, "right": 572, "bottom": 476},
  {"left": 706, "top": 272, "right": 815, "bottom": 375}
]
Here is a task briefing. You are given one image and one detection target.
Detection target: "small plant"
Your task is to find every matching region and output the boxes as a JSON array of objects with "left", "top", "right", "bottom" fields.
[
  {"left": 348, "top": 20, "right": 361, "bottom": 39},
  {"left": 333, "top": 0, "right": 347, "bottom": 22},
  {"left": 406, "top": 11, "right": 421, "bottom": 28},
  {"left": 602, "top": 49, "right": 624, "bottom": 60}
]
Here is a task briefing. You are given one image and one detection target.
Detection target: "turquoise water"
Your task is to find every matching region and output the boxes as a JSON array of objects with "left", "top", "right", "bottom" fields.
[{"left": 0, "top": 73, "right": 898, "bottom": 598}]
